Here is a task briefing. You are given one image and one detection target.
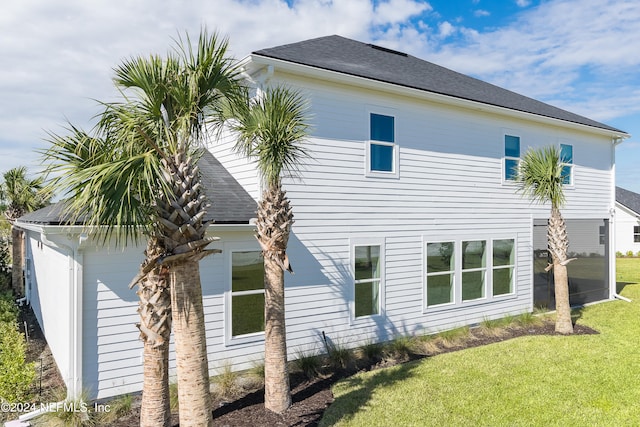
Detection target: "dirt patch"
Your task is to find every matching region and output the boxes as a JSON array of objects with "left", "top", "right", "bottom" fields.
[{"left": 18, "top": 305, "right": 598, "bottom": 426}]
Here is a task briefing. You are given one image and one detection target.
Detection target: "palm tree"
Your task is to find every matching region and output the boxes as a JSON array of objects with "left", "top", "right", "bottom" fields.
[
  {"left": 517, "top": 145, "right": 573, "bottom": 334},
  {"left": 226, "top": 86, "right": 310, "bottom": 413},
  {"left": 0, "top": 166, "right": 49, "bottom": 295},
  {"left": 44, "top": 30, "right": 242, "bottom": 426},
  {"left": 44, "top": 127, "right": 174, "bottom": 426}
]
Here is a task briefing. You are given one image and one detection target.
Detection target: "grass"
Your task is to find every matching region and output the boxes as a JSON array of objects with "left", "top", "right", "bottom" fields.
[{"left": 319, "top": 260, "right": 640, "bottom": 426}]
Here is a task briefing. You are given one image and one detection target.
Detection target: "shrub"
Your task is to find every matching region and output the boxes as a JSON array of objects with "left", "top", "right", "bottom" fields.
[
  {"left": 437, "top": 326, "right": 471, "bottom": 348},
  {"left": 616, "top": 251, "right": 624, "bottom": 258},
  {"left": 211, "top": 361, "right": 239, "bottom": 399},
  {"left": 327, "top": 341, "right": 354, "bottom": 370},
  {"left": 95, "top": 394, "right": 133, "bottom": 424},
  {"left": 292, "top": 349, "right": 323, "bottom": 379},
  {"left": 0, "top": 291, "right": 18, "bottom": 323},
  {"left": 359, "top": 341, "right": 384, "bottom": 363},
  {"left": 627, "top": 250, "right": 634, "bottom": 258},
  {"left": 384, "top": 336, "right": 414, "bottom": 361},
  {"left": 31, "top": 390, "right": 95, "bottom": 427}
]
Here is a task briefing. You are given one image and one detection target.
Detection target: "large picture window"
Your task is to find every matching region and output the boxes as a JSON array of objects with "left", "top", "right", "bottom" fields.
[
  {"left": 504, "top": 134, "right": 520, "bottom": 181},
  {"left": 231, "top": 251, "right": 265, "bottom": 337},
  {"left": 367, "top": 113, "right": 397, "bottom": 176},
  {"left": 462, "top": 240, "right": 486, "bottom": 301},
  {"left": 492, "top": 239, "right": 515, "bottom": 296},
  {"left": 426, "top": 242, "right": 455, "bottom": 306},
  {"left": 354, "top": 245, "right": 381, "bottom": 317}
]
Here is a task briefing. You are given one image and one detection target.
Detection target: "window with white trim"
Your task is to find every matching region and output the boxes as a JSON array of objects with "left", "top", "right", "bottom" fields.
[
  {"left": 354, "top": 245, "right": 381, "bottom": 317},
  {"left": 462, "top": 240, "right": 487, "bottom": 301},
  {"left": 634, "top": 226, "right": 640, "bottom": 243},
  {"left": 560, "top": 144, "right": 573, "bottom": 185},
  {"left": 426, "top": 242, "right": 455, "bottom": 307},
  {"left": 492, "top": 239, "right": 515, "bottom": 296},
  {"left": 230, "top": 251, "right": 264, "bottom": 337},
  {"left": 366, "top": 113, "right": 398, "bottom": 177},
  {"left": 425, "top": 237, "right": 516, "bottom": 310},
  {"left": 504, "top": 134, "right": 520, "bottom": 181}
]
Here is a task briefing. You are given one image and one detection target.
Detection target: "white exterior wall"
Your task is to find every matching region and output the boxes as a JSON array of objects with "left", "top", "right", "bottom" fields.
[
  {"left": 214, "top": 69, "right": 616, "bottom": 359},
  {"left": 24, "top": 230, "right": 78, "bottom": 397},
  {"left": 615, "top": 204, "right": 640, "bottom": 255}
]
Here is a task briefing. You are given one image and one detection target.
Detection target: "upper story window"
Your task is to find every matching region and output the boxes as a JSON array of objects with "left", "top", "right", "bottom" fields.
[
  {"left": 504, "top": 134, "right": 520, "bottom": 181},
  {"left": 560, "top": 144, "right": 573, "bottom": 185},
  {"left": 366, "top": 113, "right": 399, "bottom": 177}
]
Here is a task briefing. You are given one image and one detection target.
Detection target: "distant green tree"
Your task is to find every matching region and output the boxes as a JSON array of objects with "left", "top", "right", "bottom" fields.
[{"left": 0, "top": 167, "right": 49, "bottom": 295}]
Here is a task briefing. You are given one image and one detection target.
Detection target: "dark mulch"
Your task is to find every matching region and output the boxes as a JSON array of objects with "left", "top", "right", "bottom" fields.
[{"left": 19, "top": 303, "right": 598, "bottom": 427}]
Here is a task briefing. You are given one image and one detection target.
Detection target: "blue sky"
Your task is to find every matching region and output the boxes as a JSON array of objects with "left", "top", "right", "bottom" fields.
[{"left": 2, "top": 0, "right": 639, "bottom": 191}]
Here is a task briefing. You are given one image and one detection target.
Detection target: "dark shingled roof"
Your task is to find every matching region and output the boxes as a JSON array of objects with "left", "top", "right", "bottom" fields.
[
  {"left": 18, "top": 150, "right": 256, "bottom": 226},
  {"left": 616, "top": 187, "right": 640, "bottom": 216},
  {"left": 254, "top": 35, "right": 624, "bottom": 134}
]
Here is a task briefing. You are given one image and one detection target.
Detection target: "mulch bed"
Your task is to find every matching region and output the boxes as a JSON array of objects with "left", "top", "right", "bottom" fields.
[{"left": 19, "top": 303, "right": 598, "bottom": 426}]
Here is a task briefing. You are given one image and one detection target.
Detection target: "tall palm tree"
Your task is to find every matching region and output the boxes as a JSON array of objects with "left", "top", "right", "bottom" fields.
[
  {"left": 44, "top": 127, "right": 174, "bottom": 426},
  {"left": 44, "top": 30, "right": 242, "bottom": 426},
  {"left": 517, "top": 145, "right": 573, "bottom": 334},
  {"left": 0, "top": 166, "right": 49, "bottom": 295},
  {"left": 226, "top": 86, "right": 309, "bottom": 413}
]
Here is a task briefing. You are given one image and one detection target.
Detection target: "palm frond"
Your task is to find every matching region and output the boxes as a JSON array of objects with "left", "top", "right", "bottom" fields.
[
  {"left": 516, "top": 145, "right": 566, "bottom": 209},
  {"left": 228, "top": 85, "right": 310, "bottom": 186}
]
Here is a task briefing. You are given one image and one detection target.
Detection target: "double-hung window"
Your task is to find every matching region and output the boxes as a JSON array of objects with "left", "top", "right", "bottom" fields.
[
  {"left": 462, "top": 240, "right": 487, "bottom": 301},
  {"left": 560, "top": 144, "right": 573, "bottom": 185},
  {"left": 367, "top": 113, "right": 398, "bottom": 177},
  {"left": 492, "top": 239, "right": 515, "bottom": 296},
  {"left": 354, "top": 245, "right": 381, "bottom": 317},
  {"left": 426, "top": 242, "right": 455, "bottom": 307},
  {"left": 230, "top": 251, "right": 265, "bottom": 337},
  {"left": 504, "top": 134, "right": 520, "bottom": 181},
  {"left": 634, "top": 226, "right": 640, "bottom": 243}
]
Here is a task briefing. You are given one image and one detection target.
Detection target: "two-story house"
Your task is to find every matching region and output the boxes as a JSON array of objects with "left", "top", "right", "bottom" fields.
[{"left": 17, "top": 35, "right": 628, "bottom": 400}]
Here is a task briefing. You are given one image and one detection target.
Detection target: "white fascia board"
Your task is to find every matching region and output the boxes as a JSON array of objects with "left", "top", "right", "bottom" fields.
[{"left": 247, "top": 54, "right": 630, "bottom": 141}]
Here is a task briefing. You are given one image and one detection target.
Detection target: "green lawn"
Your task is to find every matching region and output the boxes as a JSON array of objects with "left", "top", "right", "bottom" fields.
[{"left": 320, "top": 259, "right": 640, "bottom": 426}]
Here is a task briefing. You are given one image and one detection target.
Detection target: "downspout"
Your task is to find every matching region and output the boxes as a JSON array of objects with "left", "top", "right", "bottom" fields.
[{"left": 610, "top": 137, "right": 630, "bottom": 301}]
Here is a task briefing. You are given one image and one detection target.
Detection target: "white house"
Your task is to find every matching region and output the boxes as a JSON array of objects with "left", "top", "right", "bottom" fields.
[
  {"left": 615, "top": 186, "right": 640, "bottom": 255},
  {"left": 16, "top": 35, "right": 629, "bottom": 400}
]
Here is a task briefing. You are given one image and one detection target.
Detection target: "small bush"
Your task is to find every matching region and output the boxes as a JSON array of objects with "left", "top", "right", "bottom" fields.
[
  {"left": 438, "top": 326, "right": 470, "bottom": 348},
  {"left": 478, "top": 316, "right": 509, "bottom": 337},
  {"left": 292, "top": 349, "right": 323, "bottom": 379},
  {"left": 327, "top": 341, "right": 354, "bottom": 370},
  {"left": 211, "top": 362, "right": 239, "bottom": 398},
  {"left": 96, "top": 394, "right": 133, "bottom": 424},
  {"left": 169, "top": 381, "right": 179, "bottom": 412},
  {"left": 0, "top": 294, "right": 35, "bottom": 403},
  {"left": 626, "top": 250, "right": 634, "bottom": 258},
  {"left": 514, "top": 311, "right": 544, "bottom": 327},
  {"left": 616, "top": 251, "right": 624, "bottom": 258},
  {"left": 359, "top": 341, "right": 384, "bottom": 363},
  {"left": 32, "top": 390, "right": 95, "bottom": 427},
  {"left": 384, "top": 336, "right": 413, "bottom": 361}
]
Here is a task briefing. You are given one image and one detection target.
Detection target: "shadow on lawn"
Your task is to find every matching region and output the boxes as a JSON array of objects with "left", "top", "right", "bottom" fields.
[{"left": 320, "top": 361, "right": 422, "bottom": 426}]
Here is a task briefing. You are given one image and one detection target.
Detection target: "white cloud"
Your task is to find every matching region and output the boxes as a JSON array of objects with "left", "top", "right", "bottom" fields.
[
  {"left": 474, "top": 9, "right": 490, "bottom": 17},
  {"left": 516, "top": 0, "right": 531, "bottom": 6},
  {"left": 438, "top": 21, "right": 456, "bottom": 38}
]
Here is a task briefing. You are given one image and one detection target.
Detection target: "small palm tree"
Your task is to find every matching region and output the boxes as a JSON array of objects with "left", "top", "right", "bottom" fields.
[
  {"left": 44, "top": 30, "right": 242, "bottom": 426},
  {"left": 517, "top": 145, "right": 573, "bottom": 334},
  {"left": 0, "top": 166, "right": 49, "bottom": 295},
  {"left": 226, "top": 86, "right": 310, "bottom": 413}
]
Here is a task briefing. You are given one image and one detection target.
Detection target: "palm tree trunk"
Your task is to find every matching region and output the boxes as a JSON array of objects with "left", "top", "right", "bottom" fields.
[
  {"left": 548, "top": 207, "right": 573, "bottom": 334},
  {"left": 552, "top": 262, "right": 573, "bottom": 334},
  {"left": 169, "top": 259, "right": 212, "bottom": 427},
  {"left": 264, "top": 257, "right": 290, "bottom": 413},
  {"left": 11, "top": 226, "right": 24, "bottom": 295},
  {"left": 138, "top": 240, "right": 172, "bottom": 427}
]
